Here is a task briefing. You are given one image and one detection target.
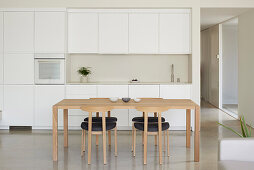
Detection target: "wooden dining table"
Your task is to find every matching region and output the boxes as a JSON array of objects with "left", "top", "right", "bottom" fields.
[{"left": 52, "top": 98, "right": 200, "bottom": 162}]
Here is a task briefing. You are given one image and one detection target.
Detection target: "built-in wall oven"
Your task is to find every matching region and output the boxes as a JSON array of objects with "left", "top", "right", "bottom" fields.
[{"left": 34, "top": 54, "right": 65, "bottom": 85}]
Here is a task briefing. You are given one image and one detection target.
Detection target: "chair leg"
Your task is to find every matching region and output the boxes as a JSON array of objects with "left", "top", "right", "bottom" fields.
[
  {"left": 81, "top": 130, "right": 84, "bottom": 156},
  {"left": 133, "top": 128, "right": 136, "bottom": 157},
  {"left": 142, "top": 132, "right": 144, "bottom": 145},
  {"left": 83, "top": 130, "right": 86, "bottom": 152},
  {"left": 167, "top": 130, "right": 170, "bottom": 157},
  {"left": 132, "top": 123, "right": 134, "bottom": 152},
  {"left": 114, "top": 127, "right": 117, "bottom": 156},
  {"left": 164, "top": 131, "right": 166, "bottom": 152},
  {"left": 155, "top": 135, "right": 157, "bottom": 146}
]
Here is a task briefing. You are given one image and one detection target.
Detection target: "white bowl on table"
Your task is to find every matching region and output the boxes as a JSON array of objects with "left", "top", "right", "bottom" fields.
[
  {"left": 134, "top": 98, "right": 141, "bottom": 103},
  {"left": 110, "top": 97, "right": 119, "bottom": 102}
]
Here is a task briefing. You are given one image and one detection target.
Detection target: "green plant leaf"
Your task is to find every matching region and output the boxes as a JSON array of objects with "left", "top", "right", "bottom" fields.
[
  {"left": 217, "top": 122, "right": 243, "bottom": 138},
  {"left": 242, "top": 116, "right": 250, "bottom": 137},
  {"left": 240, "top": 117, "right": 247, "bottom": 137}
]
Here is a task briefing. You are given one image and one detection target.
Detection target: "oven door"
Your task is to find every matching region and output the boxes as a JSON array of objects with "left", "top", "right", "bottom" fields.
[{"left": 35, "top": 59, "right": 65, "bottom": 84}]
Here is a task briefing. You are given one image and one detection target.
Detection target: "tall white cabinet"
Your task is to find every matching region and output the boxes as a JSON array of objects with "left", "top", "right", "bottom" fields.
[
  {"left": 99, "top": 13, "right": 128, "bottom": 53},
  {"left": 4, "top": 53, "right": 34, "bottom": 84},
  {"left": 4, "top": 11, "right": 34, "bottom": 53},
  {"left": 4, "top": 85, "right": 34, "bottom": 126},
  {"left": 35, "top": 10, "right": 66, "bottom": 53},
  {"left": 0, "top": 11, "right": 3, "bottom": 84},
  {"left": 129, "top": 13, "right": 159, "bottom": 54},
  {"left": 34, "top": 85, "right": 65, "bottom": 127}
]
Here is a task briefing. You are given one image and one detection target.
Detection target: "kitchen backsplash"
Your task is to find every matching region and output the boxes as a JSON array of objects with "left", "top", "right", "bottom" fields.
[{"left": 66, "top": 54, "right": 190, "bottom": 83}]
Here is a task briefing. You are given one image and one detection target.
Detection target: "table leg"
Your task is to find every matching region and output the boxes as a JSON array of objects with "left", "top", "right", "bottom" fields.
[
  {"left": 102, "top": 111, "right": 107, "bottom": 164},
  {"left": 88, "top": 112, "right": 92, "bottom": 164},
  {"left": 144, "top": 112, "right": 148, "bottom": 165},
  {"left": 158, "top": 112, "right": 162, "bottom": 165},
  {"left": 108, "top": 111, "right": 111, "bottom": 146},
  {"left": 186, "top": 109, "right": 191, "bottom": 148},
  {"left": 64, "top": 109, "right": 68, "bottom": 147},
  {"left": 194, "top": 106, "right": 200, "bottom": 162},
  {"left": 96, "top": 112, "right": 99, "bottom": 146},
  {"left": 53, "top": 106, "right": 58, "bottom": 161},
  {"left": 154, "top": 112, "right": 157, "bottom": 146}
]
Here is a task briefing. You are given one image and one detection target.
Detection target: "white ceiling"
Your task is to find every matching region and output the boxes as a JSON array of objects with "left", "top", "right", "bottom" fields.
[{"left": 201, "top": 8, "right": 251, "bottom": 30}]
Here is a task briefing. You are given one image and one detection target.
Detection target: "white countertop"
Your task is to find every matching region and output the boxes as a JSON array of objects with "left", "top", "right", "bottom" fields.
[{"left": 66, "top": 81, "right": 192, "bottom": 85}]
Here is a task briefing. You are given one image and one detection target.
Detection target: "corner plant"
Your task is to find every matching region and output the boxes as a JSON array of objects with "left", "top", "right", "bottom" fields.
[
  {"left": 217, "top": 116, "right": 252, "bottom": 138},
  {"left": 77, "top": 67, "right": 91, "bottom": 77}
]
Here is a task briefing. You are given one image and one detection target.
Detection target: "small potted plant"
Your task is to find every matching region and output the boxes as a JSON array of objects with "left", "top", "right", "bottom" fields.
[{"left": 77, "top": 67, "right": 91, "bottom": 83}]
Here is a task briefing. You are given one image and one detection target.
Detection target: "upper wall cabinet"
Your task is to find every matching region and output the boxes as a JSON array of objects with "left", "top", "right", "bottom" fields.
[
  {"left": 0, "top": 12, "right": 3, "bottom": 52},
  {"left": 99, "top": 13, "right": 128, "bottom": 54},
  {"left": 159, "top": 11, "right": 191, "bottom": 54},
  {"left": 35, "top": 11, "right": 65, "bottom": 53},
  {"left": 129, "top": 13, "right": 159, "bottom": 54},
  {"left": 4, "top": 12, "right": 34, "bottom": 53},
  {"left": 68, "top": 12, "right": 98, "bottom": 53}
]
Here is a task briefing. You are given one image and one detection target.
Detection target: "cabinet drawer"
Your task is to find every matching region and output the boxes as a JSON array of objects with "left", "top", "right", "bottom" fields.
[
  {"left": 160, "top": 85, "right": 191, "bottom": 99},
  {"left": 65, "top": 85, "right": 97, "bottom": 99}
]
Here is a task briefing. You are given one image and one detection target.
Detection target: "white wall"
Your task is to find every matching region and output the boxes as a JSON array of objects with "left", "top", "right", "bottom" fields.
[
  {"left": 222, "top": 24, "right": 238, "bottom": 105},
  {"left": 238, "top": 9, "right": 254, "bottom": 127},
  {"left": 67, "top": 54, "right": 190, "bottom": 83}
]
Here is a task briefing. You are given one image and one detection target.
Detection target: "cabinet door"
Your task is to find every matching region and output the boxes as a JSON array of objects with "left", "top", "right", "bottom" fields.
[
  {"left": 0, "top": 53, "right": 3, "bottom": 84},
  {"left": 68, "top": 13, "right": 98, "bottom": 53},
  {"left": 129, "top": 13, "right": 158, "bottom": 54},
  {"left": 159, "top": 85, "right": 192, "bottom": 129},
  {"left": 97, "top": 85, "right": 129, "bottom": 128},
  {"left": 4, "top": 85, "right": 34, "bottom": 126},
  {"left": 35, "top": 12, "right": 65, "bottom": 53},
  {"left": 65, "top": 85, "right": 97, "bottom": 127},
  {"left": 99, "top": 13, "right": 128, "bottom": 53},
  {"left": 129, "top": 85, "right": 159, "bottom": 98},
  {"left": 4, "top": 53, "right": 34, "bottom": 84},
  {"left": 4, "top": 12, "right": 34, "bottom": 53},
  {"left": 0, "top": 12, "right": 3, "bottom": 52},
  {"left": 35, "top": 85, "right": 65, "bottom": 127},
  {"left": 0, "top": 85, "right": 3, "bottom": 111},
  {"left": 128, "top": 85, "right": 160, "bottom": 125},
  {"left": 159, "top": 13, "right": 191, "bottom": 54},
  {"left": 159, "top": 85, "right": 191, "bottom": 99}
]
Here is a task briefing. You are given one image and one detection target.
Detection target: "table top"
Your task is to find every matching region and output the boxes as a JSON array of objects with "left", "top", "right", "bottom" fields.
[{"left": 54, "top": 98, "right": 198, "bottom": 110}]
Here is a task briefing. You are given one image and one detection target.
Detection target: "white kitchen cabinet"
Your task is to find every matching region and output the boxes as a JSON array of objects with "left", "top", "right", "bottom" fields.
[
  {"left": 0, "top": 12, "right": 3, "bottom": 84},
  {"left": 68, "top": 12, "right": 98, "bottom": 53},
  {"left": 35, "top": 11, "right": 65, "bottom": 53},
  {"left": 0, "top": 12, "right": 3, "bottom": 52},
  {"left": 65, "top": 85, "right": 97, "bottom": 99},
  {"left": 4, "top": 85, "right": 34, "bottom": 126},
  {"left": 34, "top": 85, "right": 65, "bottom": 127},
  {"left": 0, "top": 85, "right": 3, "bottom": 111},
  {"left": 65, "top": 85, "right": 96, "bottom": 126},
  {"left": 128, "top": 85, "right": 160, "bottom": 125},
  {"left": 4, "top": 12, "right": 34, "bottom": 53},
  {"left": 159, "top": 13, "right": 191, "bottom": 54},
  {"left": 99, "top": 13, "right": 128, "bottom": 54},
  {"left": 97, "top": 85, "right": 129, "bottom": 128},
  {"left": 129, "top": 13, "right": 159, "bottom": 54},
  {"left": 159, "top": 84, "right": 192, "bottom": 129},
  {"left": 0, "top": 53, "right": 3, "bottom": 84},
  {"left": 160, "top": 85, "right": 191, "bottom": 99},
  {"left": 4, "top": 53, "right": 34, "bottom": 84},
  {"left": 129, "top": 85, "right": 160, "bottom": 98}
]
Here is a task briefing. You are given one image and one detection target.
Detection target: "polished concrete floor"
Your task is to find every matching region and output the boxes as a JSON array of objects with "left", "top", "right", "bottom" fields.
[
  {"left": 222, "top": 104, "right": 238, "bottom": 115},
  {"left": 0, "top": 102, "right": 245, "bottom": 170}
]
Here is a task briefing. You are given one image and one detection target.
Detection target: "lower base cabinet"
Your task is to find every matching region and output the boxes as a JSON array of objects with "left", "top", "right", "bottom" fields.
[
  {"left": 34, "top": 85, "right": 65, "bottom": 127},
  {"left": 4, "top": 85, "right": 34, "bottom": 126}
]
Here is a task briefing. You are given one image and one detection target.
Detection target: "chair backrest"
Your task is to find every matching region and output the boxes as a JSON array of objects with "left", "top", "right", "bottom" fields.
[
  {"left": 81, "top": 106, "right": 112, "bottom": 113},
  {"left": 219, "top": 138, "right": 254, "bottom": 162},
  {"left": 136, "top": 106, "right": 169, "bottom": 113}
]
